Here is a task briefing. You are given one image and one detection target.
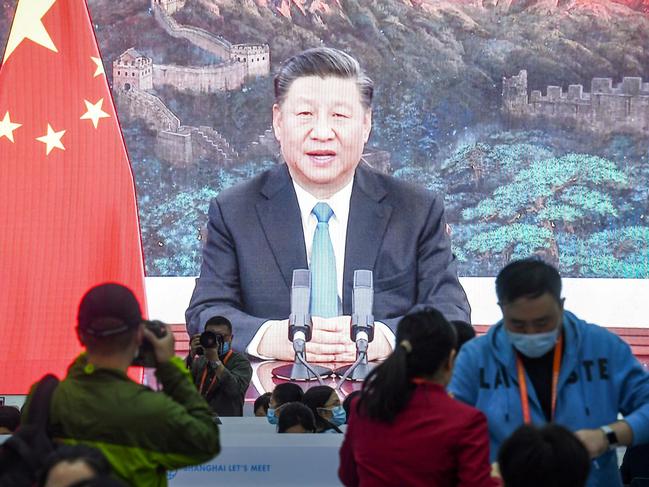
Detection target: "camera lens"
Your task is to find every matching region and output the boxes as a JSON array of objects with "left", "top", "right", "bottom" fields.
[{"left": 200, "top": 331, "right": 218, "bottom": 348}]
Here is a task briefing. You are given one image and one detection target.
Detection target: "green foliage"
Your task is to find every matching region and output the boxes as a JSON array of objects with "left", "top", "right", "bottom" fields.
[
  {"left": 392, "top": 166, "right": 445, "bottom": 193},
  {"left": 464, "top": 223, "right": 554, "bottom": 260},
  {"left": 461, "top": 153, "right": 627, "bottom": 223},
  {"left": 456, "top": 147, "right": 632, "bottom": 271},
  {"left": 560, "top": 227, "right": 649, "bottom": 278}
]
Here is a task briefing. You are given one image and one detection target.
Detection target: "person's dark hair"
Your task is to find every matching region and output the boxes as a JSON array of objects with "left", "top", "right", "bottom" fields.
[
  {"left": 39, "top": 445, "right": 111, "bottom": 487},
  {"left": 68, "top": 478, "right": 128, "bottom": 487},
  {"left": 342, "top": 391, "right": 361, "bottom": 425},
  {"left": 496, "top": 258, "right": 562, "bottom": 305},
  {"left": 277, "top": 402, "right": 316, "bottom": 433},
  {"left": 498, "top": 424, "right": 590, "bottom": 487},
  {"left": 254, "top": 392, "right": 272, "bottom": 415},
  {"left": 274, "top": 47, "right": 373, "bottom": 109},
  {"left": 451, "top": 320, "right": 476, "bottom": 351},
  {"left": 205, "top": 315, "right": 232, "bottom": 334},
  {"left": 271, "top": 383, "right": 304, "bottom": 408},
  {"left": 358, "top": 308, "right": 457, "bottom": 423},
  {"left": 302, "top": 386, "right": 342, "bottom": 433},
  {"left": 0, "top": 405, "right": 21, "bottom": 432}
]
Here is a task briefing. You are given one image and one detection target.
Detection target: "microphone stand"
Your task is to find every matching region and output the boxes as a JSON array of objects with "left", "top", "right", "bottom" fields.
[
  {"left": 272, "top": 336, "right": 333, "bottom": 383},
  {"left": 272, "top": 269, "right": 332, "bottom": 383},
  {"left": 336, "top": 270, "right": 376, "bottom": 383},
  {"left": 335, "top": 330, "right": 376, "bottom": 383}
]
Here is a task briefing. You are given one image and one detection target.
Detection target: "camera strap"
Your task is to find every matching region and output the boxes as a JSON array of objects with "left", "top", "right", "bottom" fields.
[{"left": 199, "top": 350, "right": 233, "bottom": 397}]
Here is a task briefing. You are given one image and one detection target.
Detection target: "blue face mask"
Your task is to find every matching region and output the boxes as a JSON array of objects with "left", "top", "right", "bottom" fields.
[
  {"left": 266, "top": 407, "right": 278, "bottom": 425},
  {"left": 506, "top": 328, "right": 559, "bottom": 358},
  {"left": 330, "top": 405, "right": 346, "bottom": 426}
]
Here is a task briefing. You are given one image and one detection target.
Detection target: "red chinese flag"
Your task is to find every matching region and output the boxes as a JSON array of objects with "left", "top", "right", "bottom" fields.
[{"left": 0, "top": 0, "right": 147, "bottom": 393}]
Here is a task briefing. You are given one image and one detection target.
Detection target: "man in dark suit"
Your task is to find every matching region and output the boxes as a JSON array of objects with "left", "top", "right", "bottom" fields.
[{"left": 186, "top": 47, "right": 470, "bottom": 362}]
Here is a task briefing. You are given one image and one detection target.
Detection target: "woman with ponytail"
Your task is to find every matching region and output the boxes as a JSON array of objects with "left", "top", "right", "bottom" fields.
[{"left": 338, "top": 308, "right": 499, "bottom": 487}]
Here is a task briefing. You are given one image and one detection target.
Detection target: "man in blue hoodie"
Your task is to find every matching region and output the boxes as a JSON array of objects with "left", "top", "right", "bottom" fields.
[{"left": 449, "top": 258, "right": 649, "bottom": 487}]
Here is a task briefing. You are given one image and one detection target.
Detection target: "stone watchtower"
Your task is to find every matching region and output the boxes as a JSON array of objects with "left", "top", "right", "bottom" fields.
[
  {"left": 151, "top": 0, "right": 187, "bottom": 14},
  {"left": 113, "top": 49, "right": 153, "bottom": 91},
  {"left": 502, "top": 70, "right": 529, "bottom": 114},
  {"left": 230, "top": 44, "right": 271, "bottom": 78}
]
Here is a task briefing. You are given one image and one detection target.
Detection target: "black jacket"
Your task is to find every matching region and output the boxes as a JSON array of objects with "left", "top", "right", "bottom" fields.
[{"left": 187, "top": 350, "right": 252, "bottom": 416}]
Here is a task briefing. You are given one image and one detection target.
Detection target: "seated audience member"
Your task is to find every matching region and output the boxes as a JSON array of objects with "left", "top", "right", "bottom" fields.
[
  {"left": 187, "top": 316, "right": 252, "bottom": 416},
  {"left": 267, "top": 382, "right": 304, "bottom": 425},
  {"left": 497, "top": 424, "right": 590, "bottom": 487},
  {"left": 22, "top": 283, "right": 220, "bottom": 486},
  {"left": 339, "top": 308, "right": 498, "bottom": 487},
  {"left": 254, "top": 392, "right": 272, "bottom": 417},
  {"left": 342, "top": 391, "right": 361, "bottom": 425},
  {"left": 0, "top": 405, "right": 20, "bottom": 434},
  {"left": 449, "top": 258, "right": 649, "bottom": 487},
  {"left": 277, "top": 402, "right": 316, "bottom": 433},
  {"left": 39, "top": 445, "right": 111, "bottom": 487},
  {"left": 303, "top": 386, "right": 344, "bottom": 433},
  {"left": 621, "top": 444, "right": 649, "bottom": 485}
]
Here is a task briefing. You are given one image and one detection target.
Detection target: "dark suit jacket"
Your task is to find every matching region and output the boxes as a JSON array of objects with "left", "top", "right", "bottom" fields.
[{"left": 186, "top": 163, "right": 470, "bottom": 348}]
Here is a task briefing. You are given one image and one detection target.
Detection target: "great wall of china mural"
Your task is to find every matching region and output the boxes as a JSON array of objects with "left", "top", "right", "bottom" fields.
[
  {"left": 503, "top": 70, "right": 649, "bottom": 135},
  {"left": 1, "top": 0, "right": 647, "bottom": 278}
]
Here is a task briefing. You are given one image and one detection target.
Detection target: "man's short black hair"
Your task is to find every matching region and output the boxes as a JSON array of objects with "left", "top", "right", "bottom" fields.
[
  {"left": 277, "top": 402, "right": 316, "bottom": 433},
  {"left": 498, "top": 424, "right": 590, "bottom": 487},
  {"left": 495, "top": 258, "right": 562, "bottom": 305},
  {"left": 274, "top": 47, "right": 373, "bottom": 109},
  {"left": 205, "top": 316, "right": 232, "bottom": 334}
]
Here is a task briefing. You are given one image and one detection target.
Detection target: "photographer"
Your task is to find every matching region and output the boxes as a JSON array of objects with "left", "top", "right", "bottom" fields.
[
  {"left": 187, "top": 316, "right": 252, "bottom": 416},
  {"left": 21, "top": 283, "right": 220, "bottom": 486}
]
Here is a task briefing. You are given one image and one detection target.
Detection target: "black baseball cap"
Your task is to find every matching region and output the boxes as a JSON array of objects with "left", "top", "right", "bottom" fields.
[{"left": 77, "top": 283, "right": 142, "bottom": 337}]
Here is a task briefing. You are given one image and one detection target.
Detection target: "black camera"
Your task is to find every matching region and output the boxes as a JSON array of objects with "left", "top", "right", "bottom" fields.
[
  {"left": 132, "top": 320, "right": 167, "bottom": 368},
  {"left": 195, "top": 330, "right": 224, "bottom": 356}
]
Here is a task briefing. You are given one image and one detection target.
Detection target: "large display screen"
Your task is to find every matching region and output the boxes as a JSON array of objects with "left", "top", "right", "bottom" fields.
[{"left": 1, "top": 0, "right": 647, "bottom": 324}]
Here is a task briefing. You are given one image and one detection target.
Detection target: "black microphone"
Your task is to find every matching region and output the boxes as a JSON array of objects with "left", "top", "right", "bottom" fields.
[
  {"left": 288, "top": 269, "right": 311, "bottom": 354},
  {"left": 351, "top": 270, "right": 374, "bottom": 353},
  {"left": 273, "top": 268, "right": 331, "bottom": 382},
  {"left": 334, "top": 269, "right": 376, "bottom": 383}
]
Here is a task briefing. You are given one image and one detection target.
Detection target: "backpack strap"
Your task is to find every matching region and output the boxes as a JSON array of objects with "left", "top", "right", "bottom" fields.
[{"left": 24, "top": 374, "right": 59, "bottom": 429}]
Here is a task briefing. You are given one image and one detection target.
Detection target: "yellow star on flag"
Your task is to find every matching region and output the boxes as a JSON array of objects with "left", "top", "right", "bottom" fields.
[
  {"left": 36, "top": 124, "right": 65, "bottom": 155},
  {"left": 91, "top": 56, "right": 105, "bottom": 77},
  {"left": 80, "top": 98, "right": 110, "bottom": 128},
  {"left": 3, "top": 0, "right": 58, "bottom": 63},
  {"left": 0, "top": 111, "right": 22, "bottom": 143}
]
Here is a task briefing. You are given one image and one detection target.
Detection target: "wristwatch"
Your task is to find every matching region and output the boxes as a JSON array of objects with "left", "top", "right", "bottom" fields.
[{"left": 600, "top": 425, "right": 619, "bottom": 450}]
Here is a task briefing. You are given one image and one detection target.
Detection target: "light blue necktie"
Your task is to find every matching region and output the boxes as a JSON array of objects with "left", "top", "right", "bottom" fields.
[{"left": 310, "top": 202, "right": 337, "bottom": 318}]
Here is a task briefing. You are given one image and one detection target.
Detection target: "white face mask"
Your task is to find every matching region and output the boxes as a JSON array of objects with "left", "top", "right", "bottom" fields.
[{"left": 506, "top": 327, "right": 559, "bottom": 358}]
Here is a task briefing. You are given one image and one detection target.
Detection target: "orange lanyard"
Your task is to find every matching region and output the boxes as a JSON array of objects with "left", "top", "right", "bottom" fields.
[
  {"left": 515, "top": 334, "right": 563, "bottom": 424},
  {"left": 199, "top": 350, "right": 232, "bottom": 396}
]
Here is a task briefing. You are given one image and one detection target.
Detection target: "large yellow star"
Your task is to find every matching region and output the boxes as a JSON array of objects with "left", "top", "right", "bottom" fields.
[
  {"left": 80, "top": 98, "right": 110, "bottom": 128},
  {"left": 36, "top": 124, "right": 65, "bottom": 155},
  {"left": 0, "top": 111, "right": 22, "bottom": 143},
  {"left": 3, "top": 0, "right": 58, "bottom": 63},
  {"left": 91, "top": 56, "right": 105, "bottom": 77}
]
